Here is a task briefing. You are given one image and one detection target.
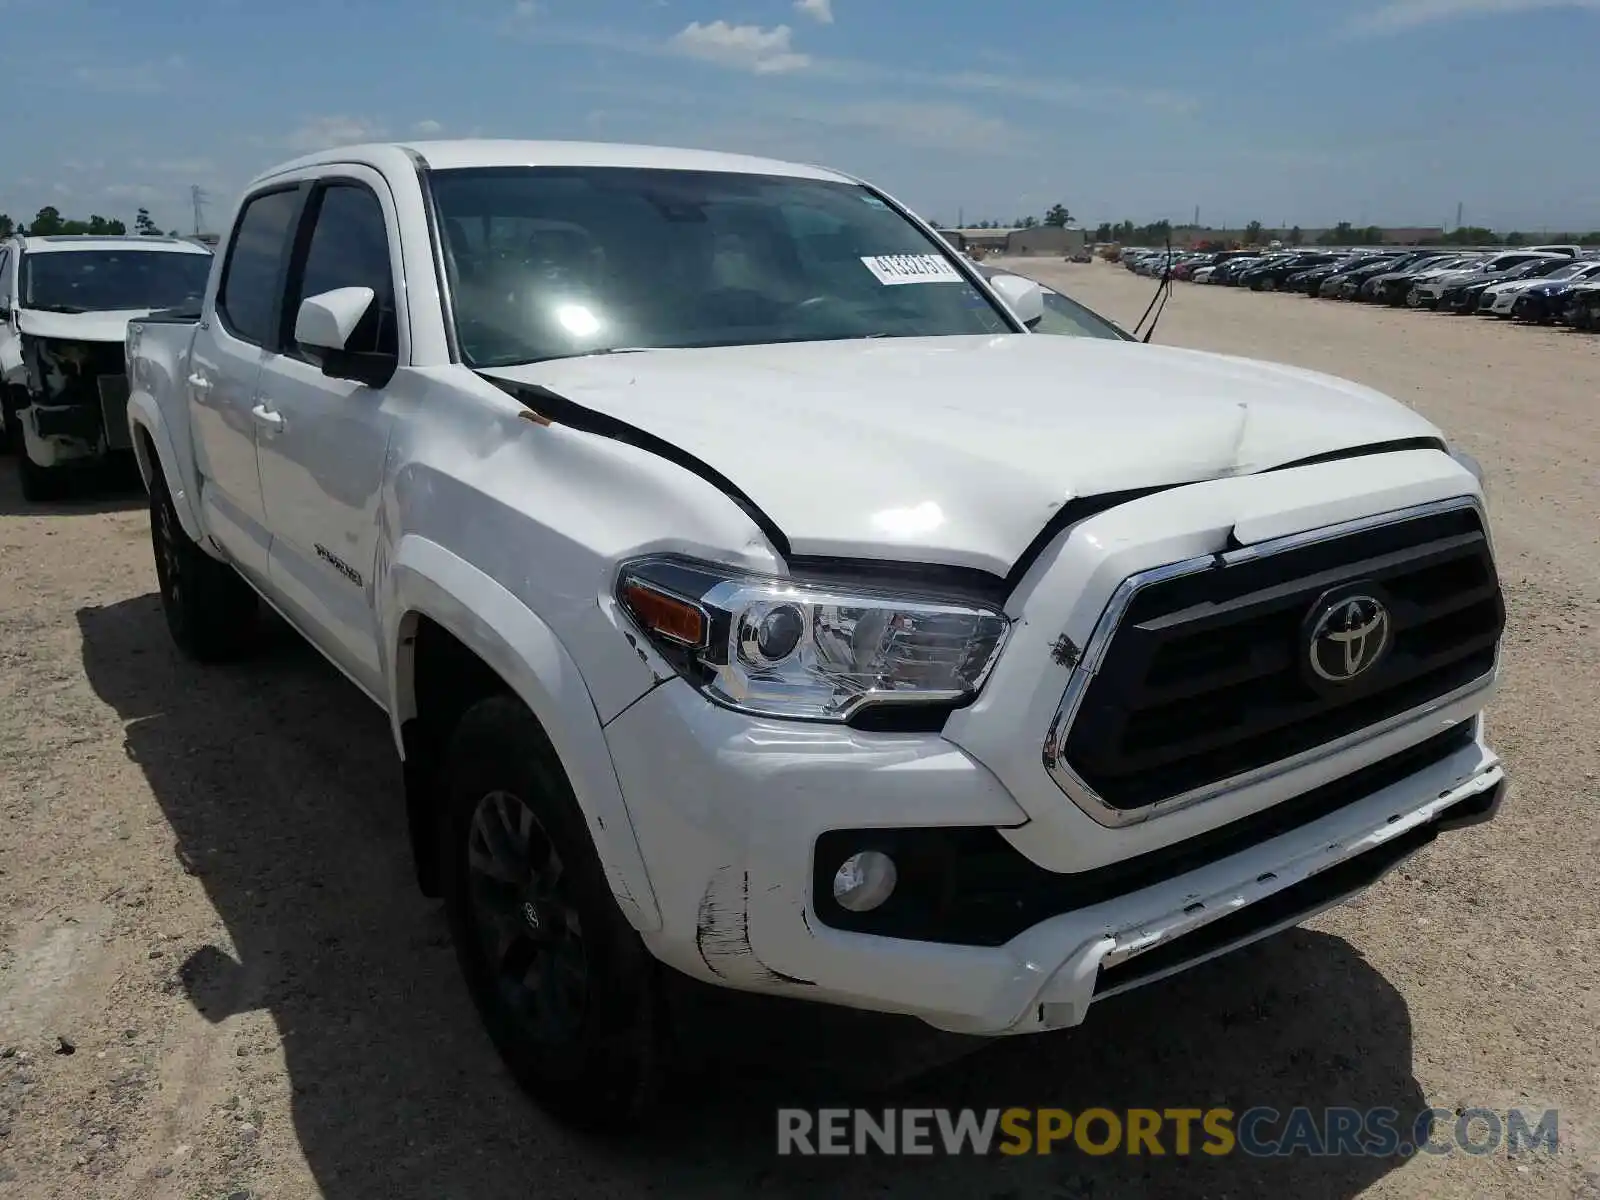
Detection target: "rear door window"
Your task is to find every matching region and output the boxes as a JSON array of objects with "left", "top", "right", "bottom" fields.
[{"left": 217, "top": 188, "right": 302, "bottom": 346}]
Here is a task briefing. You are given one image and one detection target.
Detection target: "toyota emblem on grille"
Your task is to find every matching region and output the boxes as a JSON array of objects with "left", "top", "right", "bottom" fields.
[{"left": 1307, "top": 594, "right": 1391, "bottom": 683}]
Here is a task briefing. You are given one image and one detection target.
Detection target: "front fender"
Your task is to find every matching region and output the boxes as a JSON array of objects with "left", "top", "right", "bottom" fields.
[
  {"left": 127, "top": 386, "right": 213, "bottom": 553},
  {"left": 383, "top": 534, "right": 663, "bottom": 933}
]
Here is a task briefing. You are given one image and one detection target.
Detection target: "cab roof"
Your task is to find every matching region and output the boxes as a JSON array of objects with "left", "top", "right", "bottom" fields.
[
  {"left": 14, "top": 234, "right": 212, "bottom": 255},
  {"left": 259, "top": 138, "right": 854, "bottom": 186}
]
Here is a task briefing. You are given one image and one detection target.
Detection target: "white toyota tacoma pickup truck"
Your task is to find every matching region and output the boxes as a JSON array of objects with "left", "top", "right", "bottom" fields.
[{"left": 125, "top": 139, "right": 1508, "bottom": 1129}]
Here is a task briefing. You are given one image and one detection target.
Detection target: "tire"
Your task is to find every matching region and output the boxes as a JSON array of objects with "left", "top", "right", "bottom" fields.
[
  {"left": 149, "top": 466, "right": 259, "bottom": 661},
  {"left": 0, "top": 390, "right": 18, "bottom": 457},
  {"left": 441, "top": 695, "right": 662, "bottom": 1131},
  {"left": 17, "top": 444, "right": 70, "bottom": 502}
]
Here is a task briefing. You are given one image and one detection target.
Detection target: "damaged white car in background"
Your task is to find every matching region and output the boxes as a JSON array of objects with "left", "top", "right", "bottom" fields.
[{"left": 1, "top": 233, "right": 212, "bottom": 500}]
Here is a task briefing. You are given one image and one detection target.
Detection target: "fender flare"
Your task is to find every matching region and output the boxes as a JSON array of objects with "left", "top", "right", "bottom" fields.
[
  {"left": 383, "top": 535, "right": 663, "bottom": 933},
  {"left": 127, "top": 389, "right": 212, "bottom": 552}
]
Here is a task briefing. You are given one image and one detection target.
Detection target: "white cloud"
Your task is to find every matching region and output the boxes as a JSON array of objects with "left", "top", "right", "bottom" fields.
[
  {"left": 105, "top": 183, "right": 163, "bottom": 202},
  {"left": 795, "top": 100, "right": 1022, "bottom": 155},
  {"left": 669, "top": 21, "right": 809, "bottom": 73},
  {"left": 279, "top": 115, "right": 387, "bottom": 152},
  {"left": 795, "top": 0, "right": 833, "bottom": 23},
  {"left": 412, "top": 119, "right": 444, "bottom": 135},
  {"left": 133, "top": 157, "right": 217, "bottom": 177},
  {"left": 1352, "top": 0, "right": 1600, "bottom": 33},
  {"left": 72, "top": 55, "right": 185, "bottom": 95}
]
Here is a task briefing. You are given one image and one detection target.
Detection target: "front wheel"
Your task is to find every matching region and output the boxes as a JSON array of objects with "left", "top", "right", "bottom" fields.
[{"left": 441, "top": 696, "right": 663, "bottom": 1131}]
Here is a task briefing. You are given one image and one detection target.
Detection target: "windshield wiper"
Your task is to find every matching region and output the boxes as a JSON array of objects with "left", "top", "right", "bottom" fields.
[{"left": 26, "top": 303, "right": 90, "bottom": 314}]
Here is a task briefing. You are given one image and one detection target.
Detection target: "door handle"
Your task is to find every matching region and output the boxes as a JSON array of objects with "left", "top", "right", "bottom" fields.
[
  {"left": 187, "top": 373, "right": 212, "bottom": 391},
  {"left": 250, "top": 403, "right": 285, "bottom": 432}
]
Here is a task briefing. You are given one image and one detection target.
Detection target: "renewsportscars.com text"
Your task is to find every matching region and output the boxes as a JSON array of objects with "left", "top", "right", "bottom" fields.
[{"left": 776, "top": 1106, "right": 1560, "bottom": 1158}]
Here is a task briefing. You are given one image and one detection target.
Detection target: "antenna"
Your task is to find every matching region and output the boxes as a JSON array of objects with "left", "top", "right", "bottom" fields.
[{"left": 190, "top": 185, "right": 210, "bottom": 237}]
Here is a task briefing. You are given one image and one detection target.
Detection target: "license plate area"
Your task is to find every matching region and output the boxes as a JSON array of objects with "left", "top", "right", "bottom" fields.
[{"left": 98, "top": 375, "right": 132, "bottom": 450}]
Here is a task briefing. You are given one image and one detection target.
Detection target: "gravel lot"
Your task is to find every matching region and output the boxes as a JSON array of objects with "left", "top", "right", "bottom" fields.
[{"left": 1, "top": 261, "right": 1596, "bottom": 1200}]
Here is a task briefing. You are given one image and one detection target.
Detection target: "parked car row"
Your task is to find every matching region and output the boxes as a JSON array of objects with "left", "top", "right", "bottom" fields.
[{"left": 1121, "top": 244, "right": 1600, "bottom": 331}]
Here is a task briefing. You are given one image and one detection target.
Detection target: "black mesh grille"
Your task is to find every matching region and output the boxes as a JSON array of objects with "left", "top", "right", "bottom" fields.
[{"left": 1061, "top": 507, "right": 1503, "bottom": 811}]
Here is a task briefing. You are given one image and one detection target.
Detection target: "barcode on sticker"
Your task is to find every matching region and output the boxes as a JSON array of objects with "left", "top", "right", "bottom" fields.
[{"left": 860, "top": 254, "right": 964, "bottom": 285}]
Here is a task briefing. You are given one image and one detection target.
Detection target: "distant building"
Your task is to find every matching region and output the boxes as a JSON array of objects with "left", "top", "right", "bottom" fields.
[
  {"left": 944, "top": 227, "right": 1020, "bottom": 253},
  {"left": 1170, "top": 226, "right": 1446, "bottom": 249},
  {"left": 1005, "top": 225, "right": 1086, "bottom": 257}
]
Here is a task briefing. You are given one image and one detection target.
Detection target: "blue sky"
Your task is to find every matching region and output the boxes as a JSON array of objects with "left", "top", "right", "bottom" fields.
[{"left": 2, "top": 0, "right": 1598, "bottom": 234}]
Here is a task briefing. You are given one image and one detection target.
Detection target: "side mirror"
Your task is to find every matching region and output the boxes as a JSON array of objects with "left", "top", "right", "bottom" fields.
[
  {"left": 987, "top": 273, "right": 1045, "bottom": 329},
  {"left": 295, "top": 286, "right": 374, "bottom": 353},
  {"left": 294, "top": 286, "right": 396, "bottom": 388}
]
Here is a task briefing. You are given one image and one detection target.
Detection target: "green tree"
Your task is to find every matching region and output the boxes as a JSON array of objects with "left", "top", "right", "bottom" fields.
[
  {"left": 0, "top": 213, "right": 13, "bottom": 238},
  {"left": 1043, "top": 203, "right": 1071, "bottom": 228},
  {"left": 1244, "top": 220, "right": 1264, "bottom": 244},
  {"left": 1094, "top": 222, "right": 1113, "bottom": 242},
  {"left": 1288, "top": 225, "right": 1303, "bottom": 245},
  {"left": 29, "top": 206, "right": 66, "bottom": 235},
  {"left": 1503, "top": 231, "right": 1526, "bottom": 246},
  {"left": 135, "top": 207, "right": 162, "bottom": 236},
  {"left": 1316, "top": 221, "right": 1355, "bottom": 246},
  {"left": 1019, "top": 215, "right": 1038, "bottom": 229},
  {"left": 1443, "top": 226, "right": 1499, "bottom": 245}
]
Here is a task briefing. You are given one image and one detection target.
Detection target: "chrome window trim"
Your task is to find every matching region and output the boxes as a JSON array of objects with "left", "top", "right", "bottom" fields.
[{"left": 1042, "top": 495, "right": 1497, "bottom": 828}]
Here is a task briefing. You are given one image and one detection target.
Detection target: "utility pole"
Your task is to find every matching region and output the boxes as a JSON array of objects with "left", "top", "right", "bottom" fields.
[
  {"left": 1193, "top": 204, "right": 1200, "bottom": 228},
  {"left": 190, "top": 185, "right": 209, "bottom": 237},
  {"left": 1455, "top": 201, "right": 1463, "bottom": 232}
]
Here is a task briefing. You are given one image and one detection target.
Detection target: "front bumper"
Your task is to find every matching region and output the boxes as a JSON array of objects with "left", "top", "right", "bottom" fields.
[{"left": 606, "top": 678, "right": 1504, "bottom": 1036}]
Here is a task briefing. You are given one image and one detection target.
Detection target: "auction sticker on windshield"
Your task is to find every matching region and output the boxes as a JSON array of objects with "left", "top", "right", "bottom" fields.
[{"left": 861, "top": 255, "right": 964, "bottom": 285}]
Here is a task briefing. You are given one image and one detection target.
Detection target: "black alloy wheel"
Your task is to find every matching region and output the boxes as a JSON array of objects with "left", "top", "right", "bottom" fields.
[
  {"left": 464, "top": 789, "right": 590, "bottom": 1048},
  {"left": 441, "top": 696, "right": 662, "bottom": 1131}
]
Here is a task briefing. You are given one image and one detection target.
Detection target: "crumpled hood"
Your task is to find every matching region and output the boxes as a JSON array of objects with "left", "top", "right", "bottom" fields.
[
  {"left": 17, "top": 308, "right": 154, "bottom": 344},
  {"left": 485, "top": 334, "right": 1445, "bottom": 575}
]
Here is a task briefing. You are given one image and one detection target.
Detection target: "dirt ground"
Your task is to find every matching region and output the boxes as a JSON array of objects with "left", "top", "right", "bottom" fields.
[{"left": 1, "top": 262, "right": 1597, "bottom": 1200}]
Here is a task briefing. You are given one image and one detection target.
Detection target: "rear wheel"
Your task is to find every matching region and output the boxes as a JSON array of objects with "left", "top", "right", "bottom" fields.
[
  {"left": 17, "top": 445, "right": 69, "bottom": 502},
  {"left": 149, "top": 466, "right": 259, "bottom": 660},
  {"left": 441, "top": 696, "right": 663, "bottom": 1131}
]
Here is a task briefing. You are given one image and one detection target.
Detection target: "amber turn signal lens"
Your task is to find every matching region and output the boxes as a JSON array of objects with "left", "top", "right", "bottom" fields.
[{"left": 621, "top": 581, "right": 706, "bottom": 646}]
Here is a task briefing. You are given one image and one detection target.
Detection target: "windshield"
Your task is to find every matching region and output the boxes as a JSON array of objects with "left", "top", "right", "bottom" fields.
[
  {"left": 428, "top": 166, "right": 1015, "bottom": 367},
  {"left": 1545, "top": 262, "right": 1592, "bottom": 281},
  {"left": 22, "top": 249, "right": 211, "bottom": 313}
]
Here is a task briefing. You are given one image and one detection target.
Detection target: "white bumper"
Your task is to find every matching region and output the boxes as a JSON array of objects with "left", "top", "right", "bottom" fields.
[
  {"left": 606, "top": 681, "right": 1502, "bottom": 1035},
  {"left": 601, "top": 454, "right": 1505, "bottom": 1035}
]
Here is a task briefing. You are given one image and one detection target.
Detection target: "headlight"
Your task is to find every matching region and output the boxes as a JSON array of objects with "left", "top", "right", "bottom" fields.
[{"left": 615, "top": 556, "right": 1011, "bottom": 721}]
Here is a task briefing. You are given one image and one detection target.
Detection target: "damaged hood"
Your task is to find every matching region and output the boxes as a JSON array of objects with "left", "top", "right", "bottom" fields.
[
  {"left": 17, "top": 308, "right": 155, "bottom": 344},
  {"left": 484, "top": 334, "right": 1444, "bottom": 575}
]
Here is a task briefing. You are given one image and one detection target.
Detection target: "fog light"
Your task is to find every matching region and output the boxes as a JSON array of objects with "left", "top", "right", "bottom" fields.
[{"left": 832, "top": 851, "right": 897, "bottom": 913}]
